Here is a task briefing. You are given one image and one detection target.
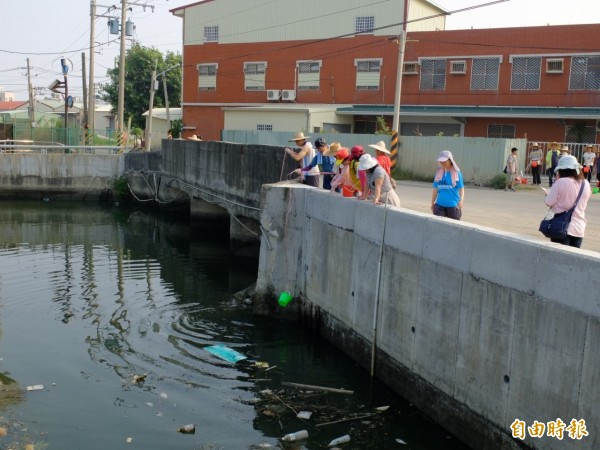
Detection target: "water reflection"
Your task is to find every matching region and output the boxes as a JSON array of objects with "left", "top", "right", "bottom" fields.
[{"left": 0, "top": 202, "right": 471, "bottom": 449}]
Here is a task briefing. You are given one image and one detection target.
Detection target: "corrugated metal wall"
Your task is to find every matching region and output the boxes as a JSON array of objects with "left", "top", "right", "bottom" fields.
[{"left": 221, "top": 130, "right": 526, "bottom": 184}]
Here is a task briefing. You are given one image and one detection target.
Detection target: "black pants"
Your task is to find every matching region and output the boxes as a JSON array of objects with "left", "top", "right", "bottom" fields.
[{"left": 531, "top": 165, "right": 541, "bottom": 185}]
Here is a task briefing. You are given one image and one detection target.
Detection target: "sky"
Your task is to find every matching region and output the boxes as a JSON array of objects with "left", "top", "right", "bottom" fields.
[{"left": 0, "top": 0, "right": 596, "bottom": 101}]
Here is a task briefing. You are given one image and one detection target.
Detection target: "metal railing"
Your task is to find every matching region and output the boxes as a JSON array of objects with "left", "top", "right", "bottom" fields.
[{"left": 0, "top": 140, "right": 123, "bottom": 155}]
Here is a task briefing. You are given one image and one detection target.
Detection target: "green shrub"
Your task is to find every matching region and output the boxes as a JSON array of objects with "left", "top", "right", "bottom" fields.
[
  {"left": 113, "top": 177, "right": 131, "bottom": 201},
  {"left": 489, "top": 173, "right": 507, "bottom": 189}
]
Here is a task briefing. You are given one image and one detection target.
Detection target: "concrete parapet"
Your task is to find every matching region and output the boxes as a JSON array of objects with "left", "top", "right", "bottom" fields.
[{"left": 256, "top": 183, "right": 600, "bottom": 450}]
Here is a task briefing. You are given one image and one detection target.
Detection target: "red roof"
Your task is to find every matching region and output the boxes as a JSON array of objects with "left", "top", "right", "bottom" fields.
[{"left": 0, "top": 101, "right": 28, "bottom": 111}]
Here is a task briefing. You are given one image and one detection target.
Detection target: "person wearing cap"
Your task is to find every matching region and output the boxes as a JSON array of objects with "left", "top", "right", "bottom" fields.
[
  {"left": 325, "top": 144, "right": 350, "bottom": 192},
  {"left": 293, "top": 138, "right": 336, "bottom": 190},
  {"left": 505, "top": 147, "right": 519, "bottom": 191},
  {"left": 341, "top": 153, "right": 363, "bottom": 195},
  {"left": 545, "top": 142, "right": 560, "bottom": 187},
  {"left": 431, "top": 150, "right": 464, "bottom": 220},
  {"left": 369, "top": 141, "right": 397, "bottom": 189},
  {"left": 528, "top": 142, "right": 543, "bottom": 185},
  {"left": 542, "top": 154, "right": 591, "bottom": 248},
  {"left": 285, "top": 132, "right": 319, "bottom": 187},
  {"left": 581, "top": 144, "right": 595, "bottom": 183},
  {"left": 357, "top": 154, "right": 400, "bottom": 206}
]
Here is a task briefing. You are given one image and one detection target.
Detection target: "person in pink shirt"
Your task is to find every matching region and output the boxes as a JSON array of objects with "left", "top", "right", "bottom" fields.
[{"left": 542, "top": 155, "right": 591, "bottom": 248}]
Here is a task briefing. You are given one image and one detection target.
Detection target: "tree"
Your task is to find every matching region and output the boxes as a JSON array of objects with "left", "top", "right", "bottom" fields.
[{"left": 101, "top": 44, "right": 182, "bottom": 130}]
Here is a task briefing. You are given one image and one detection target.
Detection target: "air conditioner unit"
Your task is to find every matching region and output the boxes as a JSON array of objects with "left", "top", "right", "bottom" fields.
[
  {"left": 281, "top": 90, "right": 296, "bottom": 101},
  {"left": 267, "top": 89, "right": 280, "bottom": 101}
]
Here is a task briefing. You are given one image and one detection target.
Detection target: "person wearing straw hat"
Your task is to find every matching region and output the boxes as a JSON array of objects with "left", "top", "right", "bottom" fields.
[
  {"left": 357, "top": 154, "right": 400, "bottom": 206},
  {"left": 285, "top": 132, "right": 319, "bottom": 187},
  {"left": 431, "top": 150, "right": 464, "bottom": 220},
  {"left": 293, "top": 138, "right": 336, "bottom": 190},
  {"left": 528, "top": 142, "right": 543, "bottom": 185},
  {"left": 545, "top": 142, "right": 560, "bottom": 187},
  {"left": 541, "top": 154, "right": 591, "bottom": 248},
  {"left": 581, "top": 144, "right": 595, "bottom": 183},
  {"left": 369, "top": 140, "right": 397, "bottom": 189}
]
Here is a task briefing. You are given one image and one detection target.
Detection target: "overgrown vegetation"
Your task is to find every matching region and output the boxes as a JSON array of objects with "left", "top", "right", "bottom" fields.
[
  {"left": 113, "top": 177, "right": 131, "bottom": 202},
  {"left": 488, "top": 173, "right": 507, "bottom": 189},
  {"left": 375, "top": 116, "right": 392, "bottom": 135}
]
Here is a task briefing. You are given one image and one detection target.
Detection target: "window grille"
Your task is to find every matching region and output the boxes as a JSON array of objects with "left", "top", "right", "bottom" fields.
[
  {"left": 403, "top": 62, "right": 418, "bottom": 74},
  {"left": 204, "top": 26, "right": 219, "bottom": 42},
  {"left": 356, "top": 59, "right": 381, "bottom": 90},
  {"left": 566, "top": 125, "right": 595, "bottom": 142},
  {"left": 569, "top": 56, "right": 600, "bottom": 90},
  {"left": 297, "top": 61, "right": 321, "bottom": 91},
  {"left": 471, "top": 58, "right": 500, "bottom": 90},
  {"left": 419, "top": 59, "right": 446, "bottom": 91},
  {"left": 510, "top": 57, "right": 541, "bottom": 90},
  {"left": 355, "top": 16, "right": 375, "bottom": 34},
  {"left": 244, "top": 62, "right": 266, "bottom": 91},
  {"left": 487, "top": 124, "right": 516, "bottom": 138},
  {"left": 257, "top": 124, "right": 273, "bottom": 131},
  {"left": 197, "top": 64, "right": 217, "bottom": 91},
  {"left": 546, "top": 58, "right": 564, "bottom": 73},
  {"left": 450, "top": 60, "right": 466, "bottom": 74}
]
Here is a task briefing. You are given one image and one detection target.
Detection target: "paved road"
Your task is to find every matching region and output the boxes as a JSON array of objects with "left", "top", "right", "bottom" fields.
[{"left": 395, "top": 180, "right": 600, "bottom": 254}]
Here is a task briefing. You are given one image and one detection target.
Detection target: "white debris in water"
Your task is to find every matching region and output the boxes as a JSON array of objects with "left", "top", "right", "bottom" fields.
[
  {"left": 26, "top": 384, "right": 44, "bottom": 391},
  {"left": 160, "top": 392, "right": 168, "bottom": 399}
]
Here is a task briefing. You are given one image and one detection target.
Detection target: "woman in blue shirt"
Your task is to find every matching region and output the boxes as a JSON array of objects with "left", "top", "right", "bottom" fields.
[{"left": 431, "top": 150, "right": 464, "bottom": 220}]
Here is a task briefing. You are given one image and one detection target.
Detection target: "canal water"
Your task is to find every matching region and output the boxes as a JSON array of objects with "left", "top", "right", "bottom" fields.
[{"left": 0, "top": 202, "right": 471, "bottom": 449}]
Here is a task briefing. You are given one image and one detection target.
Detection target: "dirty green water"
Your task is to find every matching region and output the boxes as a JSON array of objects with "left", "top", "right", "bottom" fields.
[{"left": 0, "top": 202, "right": 471, "bottom": 450}]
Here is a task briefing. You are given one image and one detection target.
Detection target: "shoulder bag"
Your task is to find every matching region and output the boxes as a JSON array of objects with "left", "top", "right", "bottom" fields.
[{"left": 538, "top": 182, "right": 585, "bottom": 240}]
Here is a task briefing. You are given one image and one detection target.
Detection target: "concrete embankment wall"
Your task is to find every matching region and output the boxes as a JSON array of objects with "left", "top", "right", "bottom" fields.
[
  {"left": 256, "top": 183, "right": 600, "bottom": 450},
  {"left": 0, "top": 154, "right": 124, "bottom": 200}
]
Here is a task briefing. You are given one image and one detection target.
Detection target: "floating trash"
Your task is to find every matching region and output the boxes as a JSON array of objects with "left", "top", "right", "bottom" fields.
[
  {"left": 132, "top": 374, "right": 146, "bottom": 383},
  {"left": 297, "top": 411, "right": 312, "bottom": 420},
  {"left": 328, "top": 434, "right": 351, "bottom": 447},
  {"left": 26, "top": 384, "right": 44, "bottom": 391},
  {"left": 177, "top": 424, "right": 196, "bottom": 434},
  {"left": 204, "top": 344, "right": 247, "bottom": 363},
  {"left": 278, "top": 291, "right": 292, "bottom": 307},
  {"left": 281, "top": 430, "right": 308, "bottom": 442}
]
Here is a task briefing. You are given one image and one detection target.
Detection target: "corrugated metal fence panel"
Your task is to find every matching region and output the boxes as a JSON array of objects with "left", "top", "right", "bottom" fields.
[{"left": 221, "top": 130, "right": 527, "bottom": 184}]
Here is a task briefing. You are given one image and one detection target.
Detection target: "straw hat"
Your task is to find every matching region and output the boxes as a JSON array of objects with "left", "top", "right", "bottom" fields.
[
  {"left": 530, "top": 142, "right": 540, "bottom": 147},
  {"left": 560, "top": 145, "right": 570, "bottom": 154},
  {"left": 188, "top": 134, "right": 202, "bottom": 141},
  {"left": 288, "top": 132, "right": 310, "bottom": 142},
  {"left": 323, "top": 142, "right": 341, "bottom": 157},
  {"left": 368, "top": 140, "right": 390, "bottom": 154}
]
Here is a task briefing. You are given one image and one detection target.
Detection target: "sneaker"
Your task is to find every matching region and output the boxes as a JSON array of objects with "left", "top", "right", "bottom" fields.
[{"left": 510, "top": 188, "right": 516, "bottom": 192}]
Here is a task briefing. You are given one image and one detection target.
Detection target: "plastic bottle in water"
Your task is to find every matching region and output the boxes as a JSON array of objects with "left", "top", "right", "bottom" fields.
[
  {"left": 282, "top": 429, "right": 309, "bottom": 441},
  {"left": 328, "top": 434, "right": 351, "bottom": 447}
]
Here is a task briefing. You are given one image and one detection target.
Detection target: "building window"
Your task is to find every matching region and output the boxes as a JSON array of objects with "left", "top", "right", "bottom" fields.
[
  {"left": 244, "top": 62, "right": 266, "bottom": 91},
  {"left": 511, "top": 56, "right": 541, "bottom": 90},
  {"left": 487, "top": 124, "right": 516, "bottom": 138},
  {"left": 471, "top": 58, "right": 500, "bottom": 90},
  {"left": 450, "top": 60, "right": 466, "bottom": 74},
  {"left": 355, "top": 16, "right": 375, "bottom": 34},
  {"left": 257, "top": 124, "right": 273, "bottom": 131},
  {"left": 204, "top": 26, "right": 219, "bottom": 42},
  {"left": 403, "top": 62, "right": 418, "bottom": 74},
  {"left": 419, "top": 59, "right": 446, "bottom": 91},
  {"left": 355, "top": 59, "right": 381, "bottom": 90},
  {"left": 546, "top": 58, "right": 564, "bottom": 73},
  {"left": 569, "top": 55, "right": 600, "bottom": 90},
  {"left": 566, "top": 125, "right": 595, "bottom": 142},
  {"left": 297, "top": 60, "right": 321, "bottom": 91},
  {"left": 197, "top": 63, "right": 217, "bottom": 91}
]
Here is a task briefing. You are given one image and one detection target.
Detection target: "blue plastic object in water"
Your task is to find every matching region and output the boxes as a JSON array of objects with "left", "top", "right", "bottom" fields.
[{"left": 204, "top": 344, "right": 247, "bottom": 363}]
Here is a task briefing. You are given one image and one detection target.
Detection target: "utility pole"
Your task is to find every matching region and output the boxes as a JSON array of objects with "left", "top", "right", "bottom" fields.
[
  {"left": 88, "top": 0, "right": 96, "bottom": 142},
  {"left": 145, "top": 61, "right": 157, "bottom": 151},
  {"left": 82, "top": 52, "right": 88, "bottom": 127},
  {"left": 61, "top": 58, "right": 69, "bottom": 146},
  {"left": 26, "top": 58, "right": 35, "bottom": 139},
  {"left": 391, "top": 0, "right": 410, "bottom": 169},
  {"left": 163, "top": 76, "right": 170, "bottom": 131},
  {"left": 117, "top": 0, "right": 127, "bottom": 148}
]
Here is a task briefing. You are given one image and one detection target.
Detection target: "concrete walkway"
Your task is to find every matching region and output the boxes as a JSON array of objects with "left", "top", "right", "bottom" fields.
[{"left": 395, "top": 180, "right": 600, "bottom": 254}]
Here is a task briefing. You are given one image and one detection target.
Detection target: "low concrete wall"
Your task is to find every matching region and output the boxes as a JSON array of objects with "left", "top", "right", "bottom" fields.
[
  {"left": 0, "top": 154, "right": 124, "bottom": 200},
  {"left": 256, "top": 183, "right": 600, "bottom": 450}
]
